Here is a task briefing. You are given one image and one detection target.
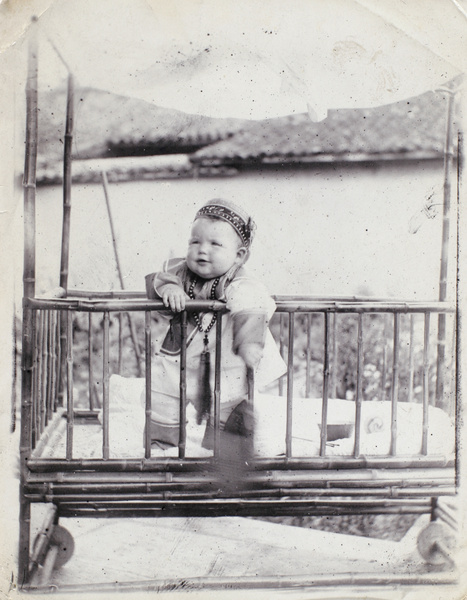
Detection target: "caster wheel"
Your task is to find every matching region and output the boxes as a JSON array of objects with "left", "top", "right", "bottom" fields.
[
  {"left": 417, "top": 522, "right": 455, "bottom": 566},
  {"left": 49, "top": 525, "right": 75, "bottom": 568}
]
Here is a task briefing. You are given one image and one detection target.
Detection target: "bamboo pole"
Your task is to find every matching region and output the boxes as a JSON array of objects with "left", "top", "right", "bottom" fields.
[
  {"left": 330, "top": 312, "right": 338, "bottom": 399},
  {"left": 57, "top": 73, "right": 74, "bottom": 412},
  {"left": 390, "top": 313, "right": 400, "bottom": 456},
  {"left": 88, "top": 313, "right": 94, "bottom": 411},
  {"left": 285, "top": 313, "right": 294, "bottom": 457},
  {"left": 66, "top": 311, "right": 74, "bottom": 459},
  {"left": 278, "top": 313, "right": 286, "bottom": 396},
  {"left": 436, "top": 89, "right": 456, "bottom": 409},
  {"left": 213, "top": 315, "right": 222, "bottom": 456},
  {"left": 178, "top": 312, "right": 187, "bottom": 458},
  {"left": 26, "top": 454, "right": 455, "bottom": 473},
  {"left": 319, "top": 313, "right": 330, "bottom": 456},
  {"left": 354, "top": 313, "right": 363, "bottom": 457},
  {"left": 102, "top": 312, "right": 110, "bottom": 459},
  {"left": 305, "top": 314, "right": 311, "bottom": 397},
  {"left": 59, "top": 73, "right": 74, "bottom": 290},
  {"left": 407, "top": 314, "right": 415, "bottom": 403},
  {"left": 26, "top": 296, "right": 454, "bottom": 314},
  {"left": 422, "top": 312, "right": 430, "bottom": 455},
  {"left": 144, "top": 311, "right": 152, "bottom": 459},
  {"left": 102, "top": 170, "right": 143, "bottom": 375},
  {"left": 19, "top": 20, "right": 39, "bottom": 583}
]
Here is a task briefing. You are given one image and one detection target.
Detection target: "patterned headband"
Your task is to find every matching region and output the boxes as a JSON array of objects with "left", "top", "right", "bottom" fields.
[{"left": 195, "top": 204, "right": 256, "bottom": 247}]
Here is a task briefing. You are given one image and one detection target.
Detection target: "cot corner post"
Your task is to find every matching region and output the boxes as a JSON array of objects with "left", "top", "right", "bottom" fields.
[{"left": 18, "top": 18, "right": 39, "bottom": 587}]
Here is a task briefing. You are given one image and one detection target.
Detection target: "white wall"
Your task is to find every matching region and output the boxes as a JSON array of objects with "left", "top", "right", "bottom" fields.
[{"left": 31, "top": 159, "right": 455, "bottom": 301}]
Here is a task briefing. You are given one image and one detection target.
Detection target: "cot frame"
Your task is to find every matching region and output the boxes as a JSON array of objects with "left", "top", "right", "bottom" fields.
[{"left": 17, "top": 29, "right": 459, "bottom": 591}]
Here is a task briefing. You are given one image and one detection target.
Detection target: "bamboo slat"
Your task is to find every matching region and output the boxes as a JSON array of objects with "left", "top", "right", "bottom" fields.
[
  {"left": 305, "top": 314, "right": 311, "bottom": 397},
  {"left": 330, "top": 312, "right": 338, "bottom": 400},
  {"left": 144, "top": 311, "right": 152, "bottom": 459},
  {"left": 354, "top": 313, "right": 363, "bottom": 457},
  {"left": 88, "top": 312, "right": 94, "bottom": 411},
  {"left": 213, "top": 316, "right": 222, "bottom": 456},
  {"left": 66, "top": 312, "right": 74, "bottom": 459},
  {"left": 178, "top": 311, "right": 187, "bottom": 458},
  {"left": 390, "top": 313, "right": 400, "bottom": 456},
  {"left": 278, "top": 313, "right": 286, "bottom": 396},
  {"left": 319, "top": 313, "right": 330, "bottom": 456},
  {"left": 422, "top": 312, "right": 431, "bottom": 455},
  {"left": 102, "top": 312, "right": 110, "bottom": 459},
  {"left": 285, "top": 313, "right": 294, "bottom": 457},
  {"left": 408, "top": 314, "right": 415, "bottom": 404}
]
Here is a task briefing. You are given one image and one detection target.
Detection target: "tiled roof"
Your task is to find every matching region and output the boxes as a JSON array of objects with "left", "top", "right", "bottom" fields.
[{"left": 191, "top": 91, "right": 454, "bottom": 165}]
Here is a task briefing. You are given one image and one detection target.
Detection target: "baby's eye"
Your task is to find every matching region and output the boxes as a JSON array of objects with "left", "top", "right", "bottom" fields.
[
  {"left": 212, "top": 241, "right": 222, "bottom": 247},
  {"left": 189, "top": 239, "right": 199, "bottom": 245}
]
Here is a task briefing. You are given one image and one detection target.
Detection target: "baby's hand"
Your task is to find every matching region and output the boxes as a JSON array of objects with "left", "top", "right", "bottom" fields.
[
  {"left": 161, "top": 284, "right": 187, "bottom": 312},
  {"left": 237, "top": 342, "right": 263, "bottom": 369}
]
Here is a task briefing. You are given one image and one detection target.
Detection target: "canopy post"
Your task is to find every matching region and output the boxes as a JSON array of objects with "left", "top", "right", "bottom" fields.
[
  {"left": 19, "top": 18, "right": 39, "bottom": 585},
  {"left": 436, "top": 88, "right": 457, "bottom": 409},
  {"left": 59, "top": 73, "right": 74, "bottom": 290},
  {"left": 57, "top": 73, "right": 74, "bottom": 407}
]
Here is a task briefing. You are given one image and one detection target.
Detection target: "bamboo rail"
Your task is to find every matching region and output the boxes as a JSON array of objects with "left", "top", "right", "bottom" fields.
[
  {"left": 24, "top": 571, "right": 459, "bottom": 595},
  {"left": 19, "top": 21, "right": 38, "bottom": 584}
]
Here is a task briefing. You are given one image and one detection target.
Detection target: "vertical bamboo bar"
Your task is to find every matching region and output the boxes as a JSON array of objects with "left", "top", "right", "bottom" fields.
[
  {"left": 54, "top": 310, "right": 61, "bottom": 411},
  {"left": 213, "top": 315, "right": 223, "bottom": 457},
  {"left": 354, "top": 313, "right": 364, "bottom": 457},
  {"left": 59, "top": 73, "right": 74, "bottom": 290},
  {"left": 436, "top": 89, "right": 456, "bottom": 409},
  {"left": 66, "top": 311, "right": 74, "bottom": 459},
  {"left": 408, "top": 314, "right": 415, "bottom": 404},
  {"left": 102, "top": 312, "right": 110, "bottom": 459},
  {"left": 178, "top": 311, "right": 187, "bottom": 459},
  {"left": 331, "top": 312, "right": 338, "bottom": 400},
  {"left": 46, "top": 311, "right": 55, "bottom": 421},
  {"left": 43, "top": 311, "right": 51, "bottom": 424},
  {"left": 118, "top": 313, "right": 123, "bottom": 375},
  {"left": 278, "top": 313, "right": 286, "bottom": 396},
  {"left": 88, "top": 313, "right": 94, "bottom": 411},
  {"left": 305, "top": 314, "right": 311, "bottom": 397},
  {"left": 390, "top": 313, "right": 400, "bottom": 456},
  {"left": 421, "top": 312, "right": 430, "bottom": 455},
  {"left": 87, "top": 316, "right": 93, "bottom": 409},
  {"left": 57, "top": 73, "right": 74, "bottom": 412},
  {"left": 144, "top": 311, "right": 152, "bottom": 459},
  {"left": 38, "top": 311, "right": 46, "bottom": 435},
  {"left": 19, "top": 21, "right": 38, "bottom": 584},
  {"left": 381, "top": 314, "right": 390, "bottom": 401},
  {"left": 320, "top": 312, "right": 330, "bottom": 456},
  {"left": 285, "top": 312, "right": 295, "bottom": 458},
  {"left": 31, "top": 310, "right": 38, "bottom": 449}
]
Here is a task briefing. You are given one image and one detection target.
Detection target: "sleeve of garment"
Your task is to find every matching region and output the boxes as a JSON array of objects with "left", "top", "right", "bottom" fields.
[
  {"left": 225, "top": 277, "right": 276, "bottom": 353},
  {"left": 145, "top": 258, "right": 186, "bottom": 299}
]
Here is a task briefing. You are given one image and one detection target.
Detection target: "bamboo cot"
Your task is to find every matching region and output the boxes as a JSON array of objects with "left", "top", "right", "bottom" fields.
[{"left": 17, "top": 27, "right": 459, "bottom": 592}]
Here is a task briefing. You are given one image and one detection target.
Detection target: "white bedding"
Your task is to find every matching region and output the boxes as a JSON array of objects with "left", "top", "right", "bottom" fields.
[{"left": 94, "top": 375, "right": 454, "bottom": 459}]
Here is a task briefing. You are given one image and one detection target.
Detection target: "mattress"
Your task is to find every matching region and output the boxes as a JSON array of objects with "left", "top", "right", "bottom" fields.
[{"left": 32, "top": 375, "right": 455, "bottom": 460}]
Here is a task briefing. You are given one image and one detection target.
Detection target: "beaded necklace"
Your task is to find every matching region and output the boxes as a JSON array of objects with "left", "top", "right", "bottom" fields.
[
  {"left": 188, "top": 275, "right": 220, "bottom": 346},
  {"left": 188, "top": 275, "right": 220, "bottom": 424}
]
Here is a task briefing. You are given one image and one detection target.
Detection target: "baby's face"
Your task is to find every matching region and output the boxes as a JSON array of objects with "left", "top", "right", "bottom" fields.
[{"left": 187, "top": 217, "right": 247, "bottom": 279}]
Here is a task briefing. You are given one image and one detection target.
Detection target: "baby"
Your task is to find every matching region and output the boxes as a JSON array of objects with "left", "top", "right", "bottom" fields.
[{"left": 145, "top": 199, "right": 285, "bottom": 451}]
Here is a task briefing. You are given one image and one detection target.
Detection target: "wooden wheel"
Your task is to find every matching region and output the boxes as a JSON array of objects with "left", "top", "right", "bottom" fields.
[
  {"left": 417, "top": 522, "right": 455, "bottom": 566},
  {"left": 48, "top": 525, "right": 75, "bottom": 568}
]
